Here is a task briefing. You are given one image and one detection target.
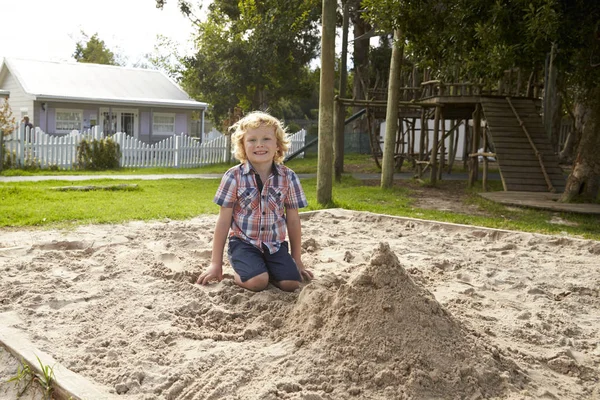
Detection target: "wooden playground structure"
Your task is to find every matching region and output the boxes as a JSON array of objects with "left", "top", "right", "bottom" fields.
[{"left": 335, "top": 72, "right": 565, "bottom": 193}]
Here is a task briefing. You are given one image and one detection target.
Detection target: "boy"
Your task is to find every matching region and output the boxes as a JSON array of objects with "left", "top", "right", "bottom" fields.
[{"left": 196, "top": 111, "right": 313, "bottom": 292}]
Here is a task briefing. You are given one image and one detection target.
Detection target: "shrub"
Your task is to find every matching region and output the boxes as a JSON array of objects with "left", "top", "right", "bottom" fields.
[
  {"left": 286, "top": 122, "right": 302, "bottom": 133},
  {"left": 76, "top": 138, "right": 121, "bottom": 170}
]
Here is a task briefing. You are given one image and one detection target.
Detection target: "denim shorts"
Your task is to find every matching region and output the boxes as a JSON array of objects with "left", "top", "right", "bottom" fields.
[{"left": 227, "top": 237, "right": 301, "bottom": 283}]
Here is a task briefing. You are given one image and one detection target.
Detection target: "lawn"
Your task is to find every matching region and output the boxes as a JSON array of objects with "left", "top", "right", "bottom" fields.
[{"left": 1, "top": 154, "right": 599, "bottom": 240}]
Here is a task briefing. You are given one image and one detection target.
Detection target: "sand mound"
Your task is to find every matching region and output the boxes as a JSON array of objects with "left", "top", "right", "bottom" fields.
[{"left": 283, "top": 242, "right": 526, "bottom": 399}]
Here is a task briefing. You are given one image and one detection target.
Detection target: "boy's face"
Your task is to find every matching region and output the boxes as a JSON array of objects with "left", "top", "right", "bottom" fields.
[{"left": 244, "top": 125, "right": 279, "bottom": 167}]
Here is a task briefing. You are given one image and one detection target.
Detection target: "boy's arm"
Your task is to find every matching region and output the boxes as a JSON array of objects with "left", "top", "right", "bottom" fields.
[
  {"left": 197, "top": 206, "right": 233, "bottom": 285},
  {"left": 286, "top": 208, "right": 313, "bottom": 281}
]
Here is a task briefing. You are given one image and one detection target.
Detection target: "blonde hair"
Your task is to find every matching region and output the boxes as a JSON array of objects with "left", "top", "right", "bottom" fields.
[{"left": 229, "top": 111, "right": 290, "bottom": 164}]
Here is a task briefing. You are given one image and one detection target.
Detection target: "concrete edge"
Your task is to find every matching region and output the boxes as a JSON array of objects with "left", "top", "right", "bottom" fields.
[
  {"left": 300, "top": 208, "right": 596, "bottom": 242},
  {"left": 478, "top": 192, "right": 600, "bottom": 215},
  {"left": 0, "top": 312, "right": 117, "bottom": 400}
]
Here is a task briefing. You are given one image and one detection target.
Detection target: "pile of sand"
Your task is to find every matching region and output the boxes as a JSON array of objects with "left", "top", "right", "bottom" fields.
[{"left": 0, "top": 209, "right": 598, "bottom": 399}]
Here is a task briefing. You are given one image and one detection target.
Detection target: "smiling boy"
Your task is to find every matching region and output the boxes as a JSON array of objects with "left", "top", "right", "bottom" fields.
[{"left": 196, "top": 111, "right": 313, "bottom": 292}]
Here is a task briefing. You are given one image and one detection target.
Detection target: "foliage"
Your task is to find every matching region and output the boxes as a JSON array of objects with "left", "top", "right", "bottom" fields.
[
  {"left": 6, "top": 359, "right": 34, "bottom": 397},
  {"left": 1, "top": 147, "right": 17, "bottom": 170},
  {"left": 35, "top": 356, "right": 55, "bottom": 399},
  {"left": 0, "top": 99, "right": 16, "bottom": 136},
  {"left": 2, "top": 149, "right": 41, "bottom": 171},
  {"left": 5, "top": 356, "right": 55, "bottom": 399},
  {"left": 73, "top": 32, "right": 120, "bottom": 65},
  {"left": 76, "top": 138, "right": 121, "bottom": 170},
  {"left": 142, "top": 34, "right": 185, "bottom": 79},
  {"left": 362, "top": 0, "right": 600, "bottom": 90},
  {"left": 178, "top": 0, "right": 321, "bottom": 125},
  {"left": 0, "top": 100, "right": 16, "bottom": 170}
]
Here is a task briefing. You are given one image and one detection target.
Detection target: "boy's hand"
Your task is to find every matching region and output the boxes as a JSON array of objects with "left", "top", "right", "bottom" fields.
[
  {"left": 299, "top": 267, "right": 314, "bottom": 282},
  {"left": 196, "top": 264, "right": 223, "bottom": 285},
  {"left": 296, "top": 260, "right": 313, "bottom": 282}
]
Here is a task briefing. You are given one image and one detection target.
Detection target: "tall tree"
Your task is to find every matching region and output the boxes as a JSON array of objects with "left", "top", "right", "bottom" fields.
[
  {"left": 174, "top": 0, "right": 321, "bottom": 125},
  {"left": 73, "top": 32, "right": 119, "bottom": 65}
]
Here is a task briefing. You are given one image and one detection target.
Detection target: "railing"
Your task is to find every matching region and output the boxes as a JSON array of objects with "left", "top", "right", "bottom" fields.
[
  {"left": 1, "top": 125, "right": 306, "bottom": 170},
  {"left": 420, "top": 80, "right": 485, "bottom": 98}
]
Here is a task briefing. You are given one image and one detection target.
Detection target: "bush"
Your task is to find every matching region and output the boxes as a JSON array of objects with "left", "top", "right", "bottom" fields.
[
  {"left": 76, "top": 138, "right": 121, "bottom": 170},
  {"left": 286, "top": 122, "right": 302, "bottom": 133},
  {"left": 1, "top": 143, "right": 15, "bottom": 170}
]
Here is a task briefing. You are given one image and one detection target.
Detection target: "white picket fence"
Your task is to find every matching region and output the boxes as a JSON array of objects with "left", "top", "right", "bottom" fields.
[{"left": 1, "top": 125, "right": 306, "bottom": 170}]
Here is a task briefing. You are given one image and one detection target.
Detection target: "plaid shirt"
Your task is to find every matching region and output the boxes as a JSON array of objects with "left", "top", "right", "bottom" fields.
[{"left": 214, "top": 162, "right": 308, "bottom": 254}]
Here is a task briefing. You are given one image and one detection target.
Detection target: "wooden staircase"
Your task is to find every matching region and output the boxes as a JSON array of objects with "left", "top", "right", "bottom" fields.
[{"left": 480, "top": 97, "right": 565, "bottom": 193}]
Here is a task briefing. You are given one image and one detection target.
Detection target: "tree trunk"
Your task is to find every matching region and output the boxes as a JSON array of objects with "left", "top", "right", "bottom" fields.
[
  {"left": 350, "top": 5, "right": 370, "bottom": 134},
  {"left": 549, "top": 84, "right": 563, "bottom": 153},
  {"left": 381, "top": 29, "right": 403, "bottom": 189},
  {"left": 253, "top": 86, "right": 267, "bottom": 111},
  {"left": 316, "top": 0, "right": 336, "bottom": 205},
  {"left": 334, "top": 1, "right": 350, "bottom": 183},
  {"left": 559, "top": 101, "right": 585, "bottom": 162},
  {"left": 559, "top": 89, "right": 600, "bottom": 203}
]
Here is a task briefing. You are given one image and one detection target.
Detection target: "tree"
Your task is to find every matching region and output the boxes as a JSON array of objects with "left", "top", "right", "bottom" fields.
[
  {"left": 0, "top": 99, "right": 16, "bottom": 171},
  {"left": 172, "top": 0, "right": 321, "bottom": 125},
  {"left": 363, "top": 0, "right": 600, "bottom": 202},
  {"left": 143, "top": 34, "right": 185, "bottom": 79},
  {"left": 0, "top": 99, "right": 15, "bottom": 136},
  {"left": 73, "top": 32, "right": 120, "bottom": 65}
]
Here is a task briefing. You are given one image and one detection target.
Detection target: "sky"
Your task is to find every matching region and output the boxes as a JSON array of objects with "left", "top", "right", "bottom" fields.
[
  {"left": 0, "top": 0, "right": 373, "bottom": 70},
  {"left": 0, "top": 0, "right": 199, "bottom": 66}
]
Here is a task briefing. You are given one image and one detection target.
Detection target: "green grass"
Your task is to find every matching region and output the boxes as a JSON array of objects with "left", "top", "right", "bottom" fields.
[
  {"left": 1, "top": 154, "right": 599, "bottom": 240},
  {"left": 5, "top": 356, "right": 55, "bottom": 400},
  {"left": 0, "top": 162, "right": 234, "bottom": 176},
  {"left": 0, "top": 179, "right": 220, "bottom": 227}
]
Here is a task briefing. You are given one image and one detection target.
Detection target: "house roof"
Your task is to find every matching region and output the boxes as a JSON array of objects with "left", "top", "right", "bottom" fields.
[{"left": 0, "top": 58, "right": 207, "bottom": 110}]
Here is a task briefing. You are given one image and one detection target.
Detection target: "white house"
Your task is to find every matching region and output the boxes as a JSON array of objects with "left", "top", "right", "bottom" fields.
[{"left": 0, "top": 58, "right": 208, "bottom": 143}]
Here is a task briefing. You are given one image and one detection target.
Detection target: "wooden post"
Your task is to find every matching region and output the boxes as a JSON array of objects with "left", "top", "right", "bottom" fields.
[
  {"left": 468, "top": 104, "right": 481, "bottom": 188},
  {"left": 410, "top": 118, "right": 416, "bottom": 167},
  {"left": 544, "top": 43, "right": 557, "bottom": 141},
  {"left": 333, "top": 1, "right": 349, "bottom": 183},
  {"left": 381, "top": 29, "right": 403, "bottom": 189},
  {"left": 438, "top": 109, "right": 445, "bottom": 181},
  {"left": 430, "top": 105, "right": 440, "bottom": 184},
  {"left": 482, "top": 124, "right": 488, "bottom": 191},
  {"left": 447, "top": 119, "right": 455, "bottom": 173},
  {"left": 316, "top": 0, "right": 336, "bottom": 205},
  {"left": 463, "top": 119, "right": 469, "bottom": 171},
  {"left": 418, "top": 109, "right": 427, "bottom": 178},
  {"left": 333, "top": 97, "right": 344, "bottom": 182},
  {"left": 0, "top": 127, "right": 4, "bottom": 172}
]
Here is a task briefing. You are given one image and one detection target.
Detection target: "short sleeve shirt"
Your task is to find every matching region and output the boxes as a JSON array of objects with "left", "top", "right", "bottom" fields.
[{"left": 214, "top": 162, "right": 308, "bottom": 254}]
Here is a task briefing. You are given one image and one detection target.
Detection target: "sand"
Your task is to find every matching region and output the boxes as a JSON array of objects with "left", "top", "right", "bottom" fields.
[{"left": 0, "top": 209, "right": 598, "bottom": 399}]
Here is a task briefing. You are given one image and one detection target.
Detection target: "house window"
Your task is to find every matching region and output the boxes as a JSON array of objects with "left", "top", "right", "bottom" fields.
[
  {"left": 153, "top": 113, "right": 175, "bottom": 135},
  {"left": 56, "top": 109, "right": 83, "bottom": 133}
]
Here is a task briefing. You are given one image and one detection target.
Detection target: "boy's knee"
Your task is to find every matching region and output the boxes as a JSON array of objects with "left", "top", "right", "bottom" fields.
[
  {"left": 277, "top": 280, "right": 300, "bottom": 292},
  {"left": 238, "top": 273, "right": 269, "bottom": 292}
]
